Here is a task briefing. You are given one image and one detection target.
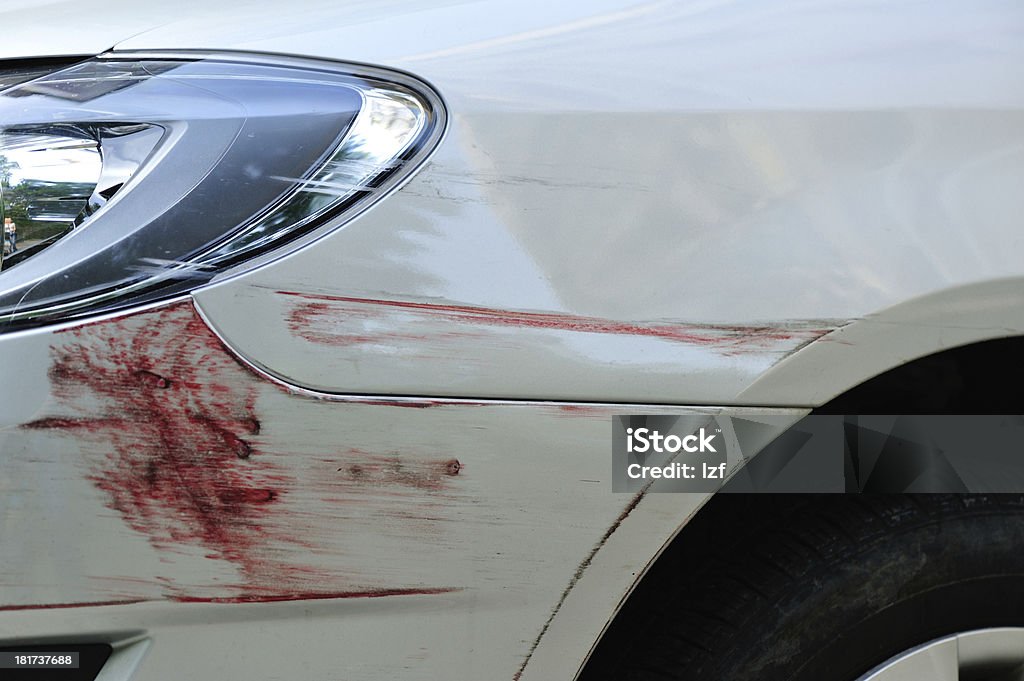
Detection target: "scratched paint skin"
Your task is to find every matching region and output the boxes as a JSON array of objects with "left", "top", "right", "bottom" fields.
[
  {"left": 2, "top": 296, "right": 680, "bottom": 621},
  {"left": 15, "top": 301, "right": 463, "bottom": 605},
  {"left": 279, "top": 290, "right": 829, "bottom": 354},
  {"left": 0, "top": 296, "right": 802, "bottom": 681},
  {"left": 184, "top": 272, "right": 850, "bottom": 404},
  {"left": 1, "top": 297, "right": 708, "bottom": 681}
]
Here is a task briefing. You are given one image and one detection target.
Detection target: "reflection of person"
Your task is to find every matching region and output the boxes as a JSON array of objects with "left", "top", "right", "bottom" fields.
[{"left": 4, "top": 217, "right": 15, "bottom": 252}]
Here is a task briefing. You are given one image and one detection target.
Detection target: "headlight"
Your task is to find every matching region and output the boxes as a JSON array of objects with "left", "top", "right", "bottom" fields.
[{"left": 0, "top": 52, "right": 445, "bottom": 329}]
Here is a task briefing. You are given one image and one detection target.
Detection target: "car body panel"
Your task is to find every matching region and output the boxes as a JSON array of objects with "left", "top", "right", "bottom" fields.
[
  {"left": 0, "top": 2, "right": 1022, "bottom": 680},
  {"left": 179, "top": 0, "right": 1023, "bottom": 404},
  {"left": 0, "top": 297, "right": 804, "bottom": 679}
]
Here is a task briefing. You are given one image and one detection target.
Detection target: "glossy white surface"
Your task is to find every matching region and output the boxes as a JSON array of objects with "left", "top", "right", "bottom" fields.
[
  {"left": 195, "top": 100, "right": 1024, "bottom": 402},
  {"left": 121, "top": 1, "right": 1024, "bottom": 112},
  {"left": 181, "top": 0, "right": 1024, "bottom": 403}
]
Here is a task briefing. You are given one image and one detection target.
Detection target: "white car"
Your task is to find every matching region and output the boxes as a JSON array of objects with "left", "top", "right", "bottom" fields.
[{"left": 1, "top": 2, "right": 1023, "bottom": 680}]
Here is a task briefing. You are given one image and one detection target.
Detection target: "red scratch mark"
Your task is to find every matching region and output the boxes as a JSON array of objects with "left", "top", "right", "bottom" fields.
[
  {"left": 0, "top": 588, "right": 463, "bottom": 611},
  {"left": 351, "top": 398, "right": 447, "bottom": 409},
  {"left": 24, "top": 302, "right": 295, "bottom": 588},
  {"left": 554, "top": 404, "right": 608, "bottom": 414},
  {"left": 169, "top": 586, "right": 461, "bottom": 604},
  {"left": 0, "top": 599, "right": 149, "bottom": 612},
  {"left": 19, "top": 301, "right": 463, "bottom": 604},
  {"left": 278, "top": 290, "right": 832, "bottom": 353},
  {"left": 285, "top": 298, "right": 426, "bottom": 347},
  {"left": 547, "top": 403, "right": 627, "bottom": 421}
]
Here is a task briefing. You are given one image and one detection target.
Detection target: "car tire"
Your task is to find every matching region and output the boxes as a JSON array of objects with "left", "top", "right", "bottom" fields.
[{"left": 582, "top": 494, "right": 1024, "bottom": 681}]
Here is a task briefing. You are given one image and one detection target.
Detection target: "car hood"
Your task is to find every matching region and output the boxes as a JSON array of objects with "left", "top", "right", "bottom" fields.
[
  {"left": 0, "top": 0, "right": 648, "bottom": 75},
  {"left": 0, "top": 0, "right": 467, "bottom": 61}
]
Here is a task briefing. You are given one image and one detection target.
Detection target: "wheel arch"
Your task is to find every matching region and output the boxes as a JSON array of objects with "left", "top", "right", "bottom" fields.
[
  {"left": 564, "top": 280, "right": 1024, "bottom": 680},
  {"left": 739, "top": 277, "right": 1024, "bottom": 408}
]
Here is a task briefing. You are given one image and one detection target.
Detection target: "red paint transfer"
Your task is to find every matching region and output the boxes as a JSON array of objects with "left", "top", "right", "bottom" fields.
[
  {"left": 25, "top": 302, "right": 292, "bottom": 591},
  {"left": 169, "top": 586, "right": 461, "bottom": 604},
  {"left": 19, "top": 301, "right": 462, "bottom": 605},
  {"left": 0, "top": 599, "right": 149, "bottom": 612},
  {"left": 279, "top": 290, "right": 831, "bottom": 352},
  {"left": 0, "top": 589, "right": 463, "bottom": 612}
]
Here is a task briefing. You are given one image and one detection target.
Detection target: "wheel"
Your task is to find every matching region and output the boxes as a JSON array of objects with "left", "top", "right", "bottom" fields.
[
  {"left": 860, "top": 627, "right": 1024, "bottom": 680},
  {"left": 581, "top": 494, "right": 1024, "bottom": 681}
]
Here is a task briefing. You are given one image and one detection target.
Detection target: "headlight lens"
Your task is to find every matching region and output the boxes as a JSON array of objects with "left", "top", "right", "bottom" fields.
[{"left": 0, "top": 53, "right": 445, "bottom": 329}]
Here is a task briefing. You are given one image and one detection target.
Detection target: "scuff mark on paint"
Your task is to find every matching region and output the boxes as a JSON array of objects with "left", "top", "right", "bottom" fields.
[
  {"left": 19, "top": 301, "right": 464, "bottom": 604},
  {"left": 0, "top": 588, "right": 464, "bottom": 612},
  {"left": 552, "top": 404, "right": 618, "bottom": 417},
  {"left": 513, "top": 491, "right": 647, "bottom": 681},
  {"left": 284, "top": 298, "right": 429, "bottom": 347},
  {"left": 338, "top": 455, "right": 462, "bottom": 491},
  {"left": 169, "top": 586, "right": 462, "bottom": 605},
  {"left": 278, "top": 290, "right": 836, "bottom": 354},
  {"left": 354, "top": 398, "right": 445, "bottom": 409},
  {"left": 0, "top": 599, "right": 150, "bottom": 612},
  {"left": 24, "top": 302, "right": 296, "bottom": 590}
]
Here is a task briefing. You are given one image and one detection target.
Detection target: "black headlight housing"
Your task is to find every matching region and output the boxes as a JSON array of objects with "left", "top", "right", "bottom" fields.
[{"left": 0, "top": 52, "right": 446, "bottom": 330}]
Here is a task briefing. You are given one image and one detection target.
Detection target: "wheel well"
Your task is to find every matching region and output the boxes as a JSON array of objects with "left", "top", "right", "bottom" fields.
[
  {"left": 578, "top": 335, "right": 1024, "bottom": 680},
  {"left": 811, "top": 334, "right": 1024, "bottom": 414}
]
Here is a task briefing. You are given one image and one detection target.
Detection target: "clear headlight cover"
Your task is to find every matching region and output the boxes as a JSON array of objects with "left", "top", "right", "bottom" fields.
[{"left": 0, "top": 53, "right": 445, "bottom": 329}]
